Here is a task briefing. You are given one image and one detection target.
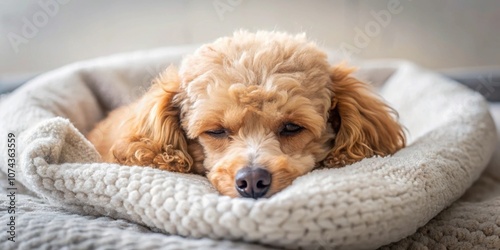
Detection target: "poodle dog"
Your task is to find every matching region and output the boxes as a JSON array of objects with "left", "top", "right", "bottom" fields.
[{"left": 88, "top": 31, "right": 405, "bottom": 199}]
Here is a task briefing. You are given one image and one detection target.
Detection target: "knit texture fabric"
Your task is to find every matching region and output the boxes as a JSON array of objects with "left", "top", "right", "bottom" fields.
[{"left": 0, "top": 48, "right": 497, "bottom": 249}]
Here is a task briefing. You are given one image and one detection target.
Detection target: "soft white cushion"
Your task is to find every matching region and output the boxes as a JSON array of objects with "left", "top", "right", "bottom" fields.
[{"left": 0, "top": 47, "right": 496, "bottom": 249}]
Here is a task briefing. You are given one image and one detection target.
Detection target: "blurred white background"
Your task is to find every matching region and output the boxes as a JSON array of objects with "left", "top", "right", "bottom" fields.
[{"left": 1, "top": 0, "right": 499, "bottom": 76}]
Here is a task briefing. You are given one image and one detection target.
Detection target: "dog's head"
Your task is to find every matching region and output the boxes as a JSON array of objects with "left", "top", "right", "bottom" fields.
[{"left": 124, "top": 31, "right": 405, "bottom": 198}]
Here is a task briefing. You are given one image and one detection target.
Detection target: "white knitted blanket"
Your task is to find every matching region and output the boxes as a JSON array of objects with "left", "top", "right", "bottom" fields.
[{"left": 0, "top": 47, "right": 498, "bottom": 250}]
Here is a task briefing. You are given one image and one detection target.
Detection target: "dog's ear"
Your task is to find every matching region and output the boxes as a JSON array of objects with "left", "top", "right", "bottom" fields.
[
  {"left": 111, "top": 66, "right": 194, "bottom": 173},
  {"left": 323, "top": 65, "right": 405, "bottom": 168}
]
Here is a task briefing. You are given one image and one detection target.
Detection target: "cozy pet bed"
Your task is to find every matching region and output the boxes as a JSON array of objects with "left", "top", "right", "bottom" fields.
[{"left": 1, "top": 47, "right": 499, "bottom": 250}]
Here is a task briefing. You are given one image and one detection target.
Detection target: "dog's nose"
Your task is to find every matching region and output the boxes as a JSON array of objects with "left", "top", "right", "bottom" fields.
[{"left": 235, "top": 166, "right": 271, "bottom": 199}]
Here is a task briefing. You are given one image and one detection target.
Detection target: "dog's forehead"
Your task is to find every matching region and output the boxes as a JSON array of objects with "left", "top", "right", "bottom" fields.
[{"left": 184, "top": 73, "right": 328, "bottom": 114}]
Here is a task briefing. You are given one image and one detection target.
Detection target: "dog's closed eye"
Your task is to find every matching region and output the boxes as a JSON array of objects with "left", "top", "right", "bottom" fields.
[
  {"left": 279, "top": 123, "right": 304, "bottom": 136},
  {"left": 204, "top": 128, "right": 229, "bottom": 139}
]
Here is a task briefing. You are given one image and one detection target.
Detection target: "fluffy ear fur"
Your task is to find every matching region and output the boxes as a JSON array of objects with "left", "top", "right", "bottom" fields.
[
  {"left": 322, "top": 66, "right": 405, "bottom": 168},
  {"left": 107, "top": 66, "right": 193, "bottom": 172}
]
